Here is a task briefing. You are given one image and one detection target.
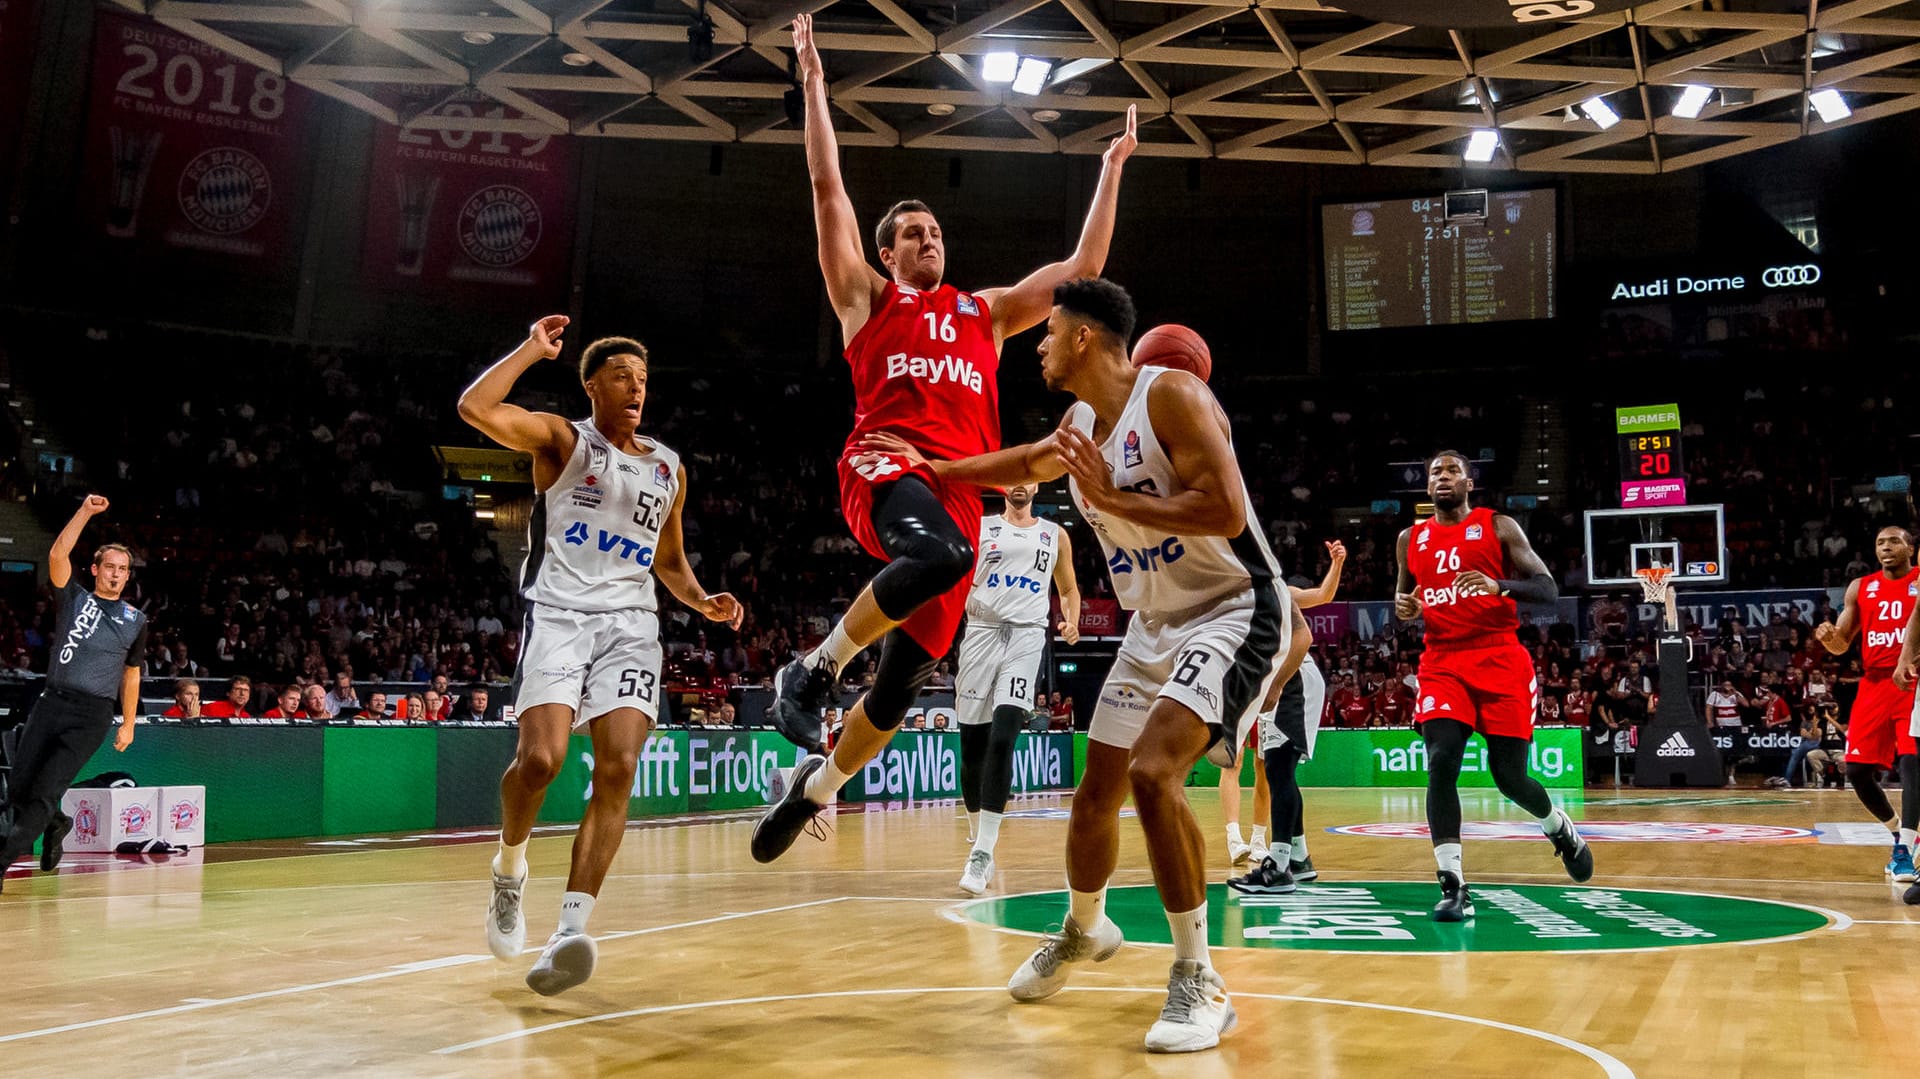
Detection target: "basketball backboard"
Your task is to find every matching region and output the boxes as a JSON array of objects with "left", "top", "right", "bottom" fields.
[{"left": 1583, "top": 505, "right": 1727, "bottom": 588}]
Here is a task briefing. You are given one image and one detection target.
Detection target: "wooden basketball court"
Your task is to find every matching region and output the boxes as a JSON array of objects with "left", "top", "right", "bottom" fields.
[{"left": 2, "top": 786, "right": 1912, "bottom": 1077}]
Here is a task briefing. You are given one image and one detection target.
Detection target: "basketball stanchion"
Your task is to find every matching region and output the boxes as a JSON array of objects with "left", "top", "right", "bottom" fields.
[{"left": 1630, "top": 566, "right": 1726, "bottom": 787}]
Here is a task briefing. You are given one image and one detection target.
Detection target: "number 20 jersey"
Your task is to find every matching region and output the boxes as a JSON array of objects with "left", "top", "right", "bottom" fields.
[{"left": 521, "top": 419, "right": 680, "bottom": 613}]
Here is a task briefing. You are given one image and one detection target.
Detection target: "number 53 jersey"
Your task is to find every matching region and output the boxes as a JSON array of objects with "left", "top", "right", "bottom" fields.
[{"left": 521, "top": 419, "right": 680, "bottom": 613}]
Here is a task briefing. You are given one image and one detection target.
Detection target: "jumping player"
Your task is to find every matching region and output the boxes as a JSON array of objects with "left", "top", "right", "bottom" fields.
[
  {"left": 458, "top": 316, "right": 742, "bottom": 995},
  {"left": 1395, "top": 452, "right": 1592, "bottom": 920},
  {"left": 1813, "top": 525, "right": 1917, "bottom": 883},
  {"left": 752, "top": 13, "right": 1136, "bottom": 862},
  {"left": 864, "top": 279, "right": 1296, "bottom": 1052},
  {"left": 956, "top": 483, "right": 1080, "bottom": 896}
]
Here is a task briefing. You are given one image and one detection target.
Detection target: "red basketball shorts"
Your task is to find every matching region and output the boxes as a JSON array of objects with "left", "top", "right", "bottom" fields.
[
  {"left": 837, "top": 449, "right": 982, "bottom": 658},
  {"left": 1846, "top": 674, "right": 1917, "bottom": 769},
  {"left": 1413, "top": 643, "right": 1539, "bottom": 740}
]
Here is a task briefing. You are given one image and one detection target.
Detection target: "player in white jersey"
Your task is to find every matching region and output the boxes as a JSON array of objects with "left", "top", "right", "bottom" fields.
[
  {"left": 956, "top": 484, "right": 1081, "bottom": 896},
  {"left": 859, "top": 278, "right": 1304, "bottom": 1053},
  {"left": 457, "top": 316, "right": 742, "bottom": 996}
]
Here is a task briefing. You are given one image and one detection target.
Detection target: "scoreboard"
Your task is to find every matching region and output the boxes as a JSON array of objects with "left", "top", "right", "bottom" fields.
[{"left": 1615, "top": 404, "right": 1685, "bottom": 506}]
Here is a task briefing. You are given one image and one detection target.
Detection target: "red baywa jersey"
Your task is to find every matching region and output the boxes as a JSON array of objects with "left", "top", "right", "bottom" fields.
[
  {"left": 1409, "top": 505, "right": 1520, "bottom": 650},
  {"left": 1857, "top": 567, "right": 1918, "bottom": 674},
  {"left": 843, "top": 281, "right": 1001, "bottom": 462}
]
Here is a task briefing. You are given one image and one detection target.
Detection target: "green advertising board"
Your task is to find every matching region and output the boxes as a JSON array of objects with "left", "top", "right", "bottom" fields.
[
  {"left": 1187, "top": 727, "right": 1583, "bottom": 790},
  {"left": 841, "top": 731, "right": 1074, "bottom": 803},
  {"left": 1614, "top": 403, "right": 1681, "bottom": 433}
]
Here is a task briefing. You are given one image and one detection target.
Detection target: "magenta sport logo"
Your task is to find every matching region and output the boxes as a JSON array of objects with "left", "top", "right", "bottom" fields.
[
  {"left": 1620, "top": 479, "right": 1687, "bottom": 506},
  {"left": 121, "top": 803, "right": 153, "bottom": 837},
  {"left": 169, "top": 800, "right": 199, "bottom": 831}
]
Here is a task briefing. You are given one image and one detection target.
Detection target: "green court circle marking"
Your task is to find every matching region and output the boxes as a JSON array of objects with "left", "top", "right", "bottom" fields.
[{"left": 962, "top": 882, "right": 1843, "bottom": 955}]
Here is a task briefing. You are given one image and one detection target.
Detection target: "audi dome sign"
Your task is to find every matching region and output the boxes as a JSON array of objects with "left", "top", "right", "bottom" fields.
[
  {"left": 1324, "top": 0, "right": 1636, "bottom": 28},
  {"left": 1606, "top": 263, "right": 1825, "bottom": 304}
]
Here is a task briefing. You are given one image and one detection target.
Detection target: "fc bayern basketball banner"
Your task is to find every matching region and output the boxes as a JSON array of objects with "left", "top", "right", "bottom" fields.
[
  {"left": 363, "top": 87, "right": 576, "bottom": 293},
  {"left": 81, "top": 12, "right": 312, "bottom": 260},
  {"left": 1322, "top": 0, "right": 1634, "bottom": 27}
]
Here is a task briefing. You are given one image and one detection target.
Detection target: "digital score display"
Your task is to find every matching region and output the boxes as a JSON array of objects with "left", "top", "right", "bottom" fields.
[
  {"left": 1322, "top": 188, "right": 1557, "bottom": 331},
  {"left": 1614, "top": 403, "right": 1686, "bottom": 506},
  {"left": 1618, "top": 432, "right": 1683, "bottom": 483}
]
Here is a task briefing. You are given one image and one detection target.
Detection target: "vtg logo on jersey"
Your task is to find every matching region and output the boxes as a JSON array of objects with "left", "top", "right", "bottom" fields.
[
  {"left": 1108, "top": 537, "right": 1186, "bottom": 575},
  {"left": 653, "top": 462, "right": 672, "bottom": 488},
  {"left": 1466, "top": 524, "right": 1483, "bottom": 540},
  {"left": 985, "top": 572, "right": 1045, "bottom": 594},
  {"left": 562, "top": 521, "right": 655, "bottom": 568},
  {"left": 884, "top": 351, "right": 984, "bottom": 392},
  {"left": 956, "top": 294, "right": 979, "bottom": 316},
  {"left": 1122, "top": 430, "right": 1143, "bottom": 468}
]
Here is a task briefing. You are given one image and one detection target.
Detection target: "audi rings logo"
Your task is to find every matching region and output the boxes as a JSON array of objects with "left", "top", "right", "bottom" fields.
[{"left": 1762, "top": 264, "right": 1821, "bottom": 288}]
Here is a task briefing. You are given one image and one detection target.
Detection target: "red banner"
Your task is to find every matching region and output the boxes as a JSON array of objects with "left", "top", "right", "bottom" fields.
[
  {"left": 0, "top": 0, "right": 36, "bottom": 178},
  {"left": 363, "top": 88, "right": 576, "bottom": 293},
  {"left": 81, "top": 12, "right": 312, "bottom": 260},
  {"left": 1056, "top": 597, "right": 1122, "bottom": 638}
]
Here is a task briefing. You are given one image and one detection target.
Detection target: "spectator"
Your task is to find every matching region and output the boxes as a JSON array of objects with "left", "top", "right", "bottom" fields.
[
  {"left": 451, "top": 685, "right": 493, "bottom": 722},
  {"left": 356, "top": 691, "right": 390, "bottom": 720},
  {"left": 1778, "top": 711, "right": 1822, "bottom": 788},
  {"left": 324, "top": 671, "right": 360, "bottom": 716},
  {"left": 201, "top": 675, "right": 253, "bottom": 718},
  {"left": 264, "top": 685, "right": 302, "bottom": 719},
  {"left": 422, "top": 689, "right": 445, "bottom": 722},
  {"left": 1705, "top": 680, "right": 1747, "bottom": 728},
  {"left": 162, "top": 678, "right": 201, "bottom": 718},
  {"left": 1807, "top": 701, "right": 1846, "bottom": 787},
  {"left": 1756, "top": 684, "right": 1792, "bottom": 730},
  {"left": 403, "top": 693, "right": 427, "bottom": 721},
  {"left": 301, "top": 684, "right": 330, "bottom": 719}
]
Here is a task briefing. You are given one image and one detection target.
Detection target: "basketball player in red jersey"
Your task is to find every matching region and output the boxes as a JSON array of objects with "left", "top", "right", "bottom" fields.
[
  {"left": 753, "top": 15, "right": 1138, "bottom": 862},
  {"left": 1813, "top": 526, "right": 1917, "bottom": 883},
  {"left": 1395, "top": 452, "right": 1592, "bottom": 920}
]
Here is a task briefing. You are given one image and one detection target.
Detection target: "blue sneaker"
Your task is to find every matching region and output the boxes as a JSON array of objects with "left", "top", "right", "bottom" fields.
[{"left": 1886, "top": 844, "right": 1916, "bottom": 884}]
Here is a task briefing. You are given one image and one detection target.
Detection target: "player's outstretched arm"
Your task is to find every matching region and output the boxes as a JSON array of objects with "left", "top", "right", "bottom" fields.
[
  {"left": 1814, "top": 580, "right": 1860, "bottom": 655},
  {"left": 1393, "top": 528, "right": 1420, "bottom": 621},
  {"left": 653, "top": 465, "right": 745, "bottom": 630},
  {"left": 457, "top": 316, "right": 577, "bottom": 475},
  {"left": 853, "top": 429, "right": 1068, "bottom": 488},
  {"left": 1894, "top": 597, "right": 1920, "bottom": 688},
  {"left": 980, "top": 106, "right": 1137, "bottom": 341},
  {"left": 1060, "top": 370, "right": 1241, "bottom": 537},
  {"left": 1292, "top": 539, "right": 1348, "bottom": 609},
  {"left": 49, "top": 494, "right": 108, "bottom": 589},
  {"left": 1453, "top": 515, "right": 1558, "bottom": 603},
  {"left": 793, "top": 15, "right": 885, "bottom": 339},
  {"left": 1052, "top": 527, "right": 1081, "bottom": 645}
]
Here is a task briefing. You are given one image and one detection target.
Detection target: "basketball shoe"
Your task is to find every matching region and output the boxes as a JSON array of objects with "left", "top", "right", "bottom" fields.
[
  {"left": 1288, "top": 855, "right": 1318, "bottom": 882},
  {"left": 770, "top": 658, "right": 833, "bottom": 754},
  {"left": 958, "top": 850, "right": 994, "bottom": 896},
  {"left": 1547, "top": 816, "right": 1594, "bottom": 883},
  {"left": 1432, "top": 870, "right": 1475, "bottom": 922},
  {"left": 1226, "top": 834, "right": 1251, "bottom": 865},
  {"left": 1144, "top": 961, "right": 1237, "bottom": 1053},
  {"left": 526, "top": 930, "right": 597, "bottom": 996},
  {"left": 1227, "top": 856, "right": 1295, "bottom": 896},
  {"left": 40, "top": 812, "right": 72, "bottom": 872},
  {"left": 1008, "top": 915, "right": 1124, "bottom": 1001},
  {"left": 487, "top": 867, "right": 527, "bottom": 961},
  {"left": 1886, "top": 843, "right": 1916, "bottom": 884},
  {"left": 751, "top": 754, "right": 829, "bottom": 863}
]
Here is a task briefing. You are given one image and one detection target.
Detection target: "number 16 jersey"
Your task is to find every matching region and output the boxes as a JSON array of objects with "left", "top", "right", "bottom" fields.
[{"left": 521, "top": 419, "right": 680, "bottom": 613}]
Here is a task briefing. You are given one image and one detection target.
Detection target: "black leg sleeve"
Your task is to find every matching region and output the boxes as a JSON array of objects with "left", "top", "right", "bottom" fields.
[
  {"left": 1423, "top": 719, "right": 1472, "bottom": 846},
  {"left": 979, "top": 705, "right": 1026, "bottom": 814},
  {"left": 959, "top": 721, "right": 990, "bottom": 813},
  {"left": 1850, "top": 762, "right": 1896, "bottom": 823},
  {"left": 1486, "top": 733, "right": 1554, "bottom": 819}
]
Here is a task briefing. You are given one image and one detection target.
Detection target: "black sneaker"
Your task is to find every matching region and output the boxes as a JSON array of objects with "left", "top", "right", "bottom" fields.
[
  {"left": 751, "top": 755, "right": 829, "bottom": 864},
  {"left": 40, "top": 813, "right": 72, "bottom": 872},
  {"left": 1227, "top": 855, "right": 1295, "bottom": 895},
  {"left": 1905, "top": 879, "right": 1920, "bottom": 906},
  {"left": 1288, "top": 856, "right": 1318, "bottom": 883},
  {"left": 1432, "top": 870, "right": 1474, "bottom": 922},
  {"left": 771, "top": 657, "right": 834, "bottom": 754},
  {"left": 1547, "top": 818, "right": 1594, "bottom": 883}
]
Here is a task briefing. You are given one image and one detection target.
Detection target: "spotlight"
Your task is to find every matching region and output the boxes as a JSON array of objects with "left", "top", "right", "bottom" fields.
[
  {"left": 1011, "top": 57, "right": 1052, "bottom": 96},
  {"left": 927, "top": 102, "right": 956, "bottom": 116},
  {"left": 1672, "top": 84, "right": 1713, "bottom": 119},
  {"left": 1464, "top": 129, "right": 1498, "bottom": 162},
  {"left": 461, "top": 30, "right": 495, "bottom": 45},
  {"left": 561, "top": 52, "right": 592, "bottom": 67},
  {"left": 1580, "top": 95, "right": 1620, "bottom": 130},
  {"left": 982, "top": 52, "right": 1018, "bottom": 83},
  {"left": 1032, "top": 108, "right": 1061, "bottom": 123},
  {"left": 1809, "top": 87, "right": 1851, "bottom": 122}
]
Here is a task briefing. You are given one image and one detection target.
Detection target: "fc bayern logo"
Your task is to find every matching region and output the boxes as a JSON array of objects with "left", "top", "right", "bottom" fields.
[
  {"left": 178, "top": 147, "right": 271, "bottom": 235},
  {"left": 457, "top": 185, "right": 542, "bottom": 267},
  {"left": 121, "top": 804, "right": 153, "bottom": 836},
  {"left": 170, "top": 801, "right": 199, "bottom": 830}
]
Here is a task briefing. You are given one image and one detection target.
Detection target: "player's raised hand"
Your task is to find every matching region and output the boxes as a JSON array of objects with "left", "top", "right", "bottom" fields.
[
  {"left": 1055, "top": 426, "right": 1116, "bottom": 509},
  {"left": 702, "top": 592, "right": 745, "bottom": 630},
  {"left": 527, "top": 315, "right": 569, "bottom": 359},
  {"left": 793, "top": 14, "right": 823, "bottom": 85},
  {"left": 1453, "top": 570, "right": 1499, "bottom": 597},
  {"left": 1104, "top": 104, "right": 1138, "bottom": 166},
  {"left": 1326, "top": 539, "right": 1347, "bottom": 563},
  {"left": 81, "top": 494, "right": 109, "bottom": 516},
  {"left": 1394, "top": 592, "right": 1422, "bottom": 620}
]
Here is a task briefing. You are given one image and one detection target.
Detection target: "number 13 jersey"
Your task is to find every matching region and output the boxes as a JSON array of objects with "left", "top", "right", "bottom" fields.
[{"left": 521, "top": 419, "right": 680, "bottom": 613}]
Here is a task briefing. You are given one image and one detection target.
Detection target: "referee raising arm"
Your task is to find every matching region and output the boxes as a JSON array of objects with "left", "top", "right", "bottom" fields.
[{"left": 1, "top": 496, "right": 147, "bottom": 890}]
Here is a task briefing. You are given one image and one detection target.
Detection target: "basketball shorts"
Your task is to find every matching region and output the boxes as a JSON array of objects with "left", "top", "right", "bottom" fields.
[
  {"left": 512, "top": 602, "right": 662, "bottom": 726},
  {"left": 838, "top": 448, "right": 983, "bottom": 657},
  {"left": 1261, "top": 658, "right": 1326, "bottom": 760},
  {"left": 1412, "top": 643, "right": 1538, "bottom": 740},
  {"left": 1846, "top": 674, "right": 1917, "bottom": 769},
  {"left": 956, "top": 621, "right": 1045, "bottom": 726},
  {"left": 1088, "top": 586, "right": 1285, "bottom": 768}
]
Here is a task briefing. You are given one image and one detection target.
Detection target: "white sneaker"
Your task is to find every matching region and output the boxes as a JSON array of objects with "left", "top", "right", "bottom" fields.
[
  {"left": 486, "top": 868, "right": 527, "bottom": 961},
  {"left": 1249, "top": 842, "right": 1269, "bottom": 867},
  {"left": 525, "top": 930, "right": 598, "bottom": 996},
  {"left": 1227, "top": 837, "right": 1252, "bottom": 866},
  {"left": 1145, "top": 960, "right": 1238, "bottom": 1053},
  {"left": 959, "top": 849, "right": 994, "bottom": 896},
  {"left": 1008, "top": 915, "right": 1124, "bottom": 1002}
]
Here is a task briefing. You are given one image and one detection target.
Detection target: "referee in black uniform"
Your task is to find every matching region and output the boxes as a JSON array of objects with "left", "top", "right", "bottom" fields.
[{"left": 1, "top": 495, "right": 147, "bottom": 890}]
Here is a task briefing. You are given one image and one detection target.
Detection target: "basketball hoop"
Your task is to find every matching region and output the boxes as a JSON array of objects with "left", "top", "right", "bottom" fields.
[{"left": 1634, "top": 566, "right": 1673, "bottom": 605}]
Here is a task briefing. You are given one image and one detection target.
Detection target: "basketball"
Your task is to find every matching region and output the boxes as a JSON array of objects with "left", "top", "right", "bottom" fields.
[{"left": 1131, "top": 323, "right": 1212, "bottom": 382}]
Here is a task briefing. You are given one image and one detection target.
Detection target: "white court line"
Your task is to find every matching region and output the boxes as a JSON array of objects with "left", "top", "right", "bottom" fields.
[
  {"left": 432, "top": 984, "right": 1636, "bottom": 1077},
  {"left": 0, "top": 897, "right": 850, "bottom": 1045},
  {"left": 1851, "top": 919, "right": 1920, "bottom": 925}
]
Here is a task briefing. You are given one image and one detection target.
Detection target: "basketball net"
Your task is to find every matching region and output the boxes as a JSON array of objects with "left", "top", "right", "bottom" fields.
[{"left": 1635, "top": 566, "right": 1678, "bottom": 632}]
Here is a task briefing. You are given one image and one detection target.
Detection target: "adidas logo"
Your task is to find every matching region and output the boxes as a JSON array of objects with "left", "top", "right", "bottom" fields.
[{"left": 1655, "top": 732, "right": 1696, "bottom": 758}]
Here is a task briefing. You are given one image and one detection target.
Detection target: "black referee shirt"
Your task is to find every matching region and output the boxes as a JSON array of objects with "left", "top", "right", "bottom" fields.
[{"left": 47, "top": 579, "right": 147, "bottom": 702}]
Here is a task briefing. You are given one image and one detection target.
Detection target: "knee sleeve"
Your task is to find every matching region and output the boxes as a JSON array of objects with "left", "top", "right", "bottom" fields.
[
  {"left": 1264, "top": 744, "right": 1304, "bottom": 841},
  {"left": 1851, "top": 762, "right": 1895, "bottom": 822},
  {"left": 977, "top": 705, "right": 1026, "bottom": 814},
  {"left": 868, "top": 478, "right": 974, "bottom": 619},
  {"left": 861, "top": 629, "right": 939, "bottom": 731},
  {"left": 960, "top": 722, "right": 991, "bottom": 812}
]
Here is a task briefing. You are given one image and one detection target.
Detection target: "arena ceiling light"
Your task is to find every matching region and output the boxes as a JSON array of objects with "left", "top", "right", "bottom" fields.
[
  {"left": 1809, "top": 88, "right": 1852, "bottom": 123},
  {"left": 1463, "top": 129, "right": 1499, "bottom": 162},
  {"left": 1671, "top": 85, "right": 1713, "bottom": 120},
  {"left": 1011, "top": 58, "right": 1053, "bottom": 96},
  {"left": 981, "top": 51, "right": 1019, "bottom": 83},
  {"left": 1580, "top": 95, "right": 1621, "bottom": 130}
]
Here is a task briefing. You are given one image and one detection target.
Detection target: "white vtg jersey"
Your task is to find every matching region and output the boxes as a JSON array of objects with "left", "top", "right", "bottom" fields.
[
  {"left": 521, "top": 420, "right": 680, "bottom": 613},
  {"left": 968, "top": 515, "right": 1061, "bottom": 627},
  {"left": 1065, "top": 366, "right": 1285, "bottom": 616}
]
